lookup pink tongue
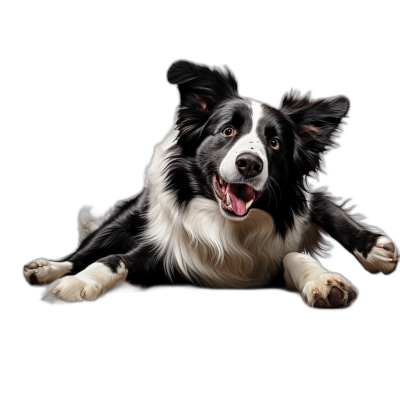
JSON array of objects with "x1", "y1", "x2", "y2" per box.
[{"x1": 227, "y1": 184, "x2": 255, "y2": 216}]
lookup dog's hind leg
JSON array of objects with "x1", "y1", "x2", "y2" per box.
[
  {"x1": 45, "y1": 259, "x2": 129, "y2": 302},
  {"x1": 45, "y1": 243, "x2": 184, "y2": 302},
  {"x1": 24, "y1": 259, "x2": 74, "y2": 285},
  {"x1": 283, "y1": 252, "x2": 358, "y2": 308},
  {"x1": 310, "y1": 191, "x2": 398, "y2": 275},
  {"x1": 24, "y1": 189, "x2": 149, "y2": 285},
  {"x1": 24, "y1": 219, "x2": 135, "y2": 286}
]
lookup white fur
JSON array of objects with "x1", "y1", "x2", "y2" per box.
[
  {"x1": 78, "y1": 206, "x2": 102, "y2": 242},
  {"x1": 219, "y1": 101, "x2": 268, "y2": 192},
  {"x1": 145, "y1": 132, "x2": 320, "y2": 288},
  {"x1": 283, "y1": 253, "x2": 356, "y2": 307},
  {"x1": 44, "y1": 262, "x2": 127, "y2": 302},
  {"x1": 283, "y1": 252, "x2": 327, "y2": 292},
  {"x1": 354, "y1": 235, "x2": 398, "y2": 274}
]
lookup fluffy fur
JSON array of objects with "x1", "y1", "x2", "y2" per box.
[{"x1": 23, "y1": 60, "x2": 398, "y2": 307}]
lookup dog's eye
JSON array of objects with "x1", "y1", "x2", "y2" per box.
[
  {"x1": 222, "y1": 126, "x2": 236, "y2": 137},
  {"x1": 269, "y1": 139, "x2": 280, "y2": 150}
]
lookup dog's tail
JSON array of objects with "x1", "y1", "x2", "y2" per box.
[{"x1": 78, "y1": 206, "x2": 103, "y2": 242}]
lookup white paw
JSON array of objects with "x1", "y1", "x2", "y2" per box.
[
  {"x1": 23, "y1": 259, "x2": 72, "y2": 285},
  {"x1": 302, "y1": 272, "x2": 357, "y2": 308},
  {"x1": 44, "y1": 275, "x2": 102, "y2": 302},
  {"x1": 355, "y1": 236, "x2": 398, "y2": 275}
]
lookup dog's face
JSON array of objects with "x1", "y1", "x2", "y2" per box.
[
  {"x1": 196, "y1": 98, "x2": 293, "y2": 220},
  {"x1": 167, "y1": 61, "x2": 349, "y2": 222}
]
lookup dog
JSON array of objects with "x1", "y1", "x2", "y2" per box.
[{"x1": 23, "y1": 60, "x2": 398, "y2": 307}]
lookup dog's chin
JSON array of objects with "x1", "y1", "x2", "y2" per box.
[{"x1": 212, "y1": 173, "x2": 262, "y2": 220}]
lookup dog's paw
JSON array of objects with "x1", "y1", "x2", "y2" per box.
[
  {"x1": 355, "y1": 236, "x2": 398, "y2": 275},
  {"x1": 44, "y1": 276, "x2": 101, "y2": 302},
  {"x1": 302, "y1": 273, "x2": 357, "y2": 308},
  {"x1": 24, "y1": 259, "x2": 73, "y2": 285}
]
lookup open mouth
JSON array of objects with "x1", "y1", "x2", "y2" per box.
[{"x1": 212, "y1": 173, "x2": 262, "y2": 217}]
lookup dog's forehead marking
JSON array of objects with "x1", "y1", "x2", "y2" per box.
[
  {"x1": 229, "y1": 100, "x2": 266, "y2": 157},
  {"x1": 250, "y1": 100, "x2": 263, "y2": 133}
]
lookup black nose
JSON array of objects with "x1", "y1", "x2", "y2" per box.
[{"x1": 235, "y1": 153, "x2": 263, "y2": 178}]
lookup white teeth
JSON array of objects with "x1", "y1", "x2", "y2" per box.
[
  {"x1": 245, "y1": 199, "x2": 253, "y2": 212},
  {"x1": 226, "y1": 193, "x2": 231, "y2": 206},
  {"x1": 219, "y1": 175, "x2": 224, "y2": 186}
]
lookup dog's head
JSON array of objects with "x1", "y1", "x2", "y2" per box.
[{"x1": 167, "y1": 60, "x2": 349, "y2": 227}]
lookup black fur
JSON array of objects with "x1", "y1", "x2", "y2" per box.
[
  {"x1": 63, "y1": 189, "x2": 150, "y2": 274},
  {"x1": 310, "y1": 192, "x2": 381, "y2": 259},
  {"x1": 24, "y1": 60, "x2": 396, "y2": 296},
  {"x1": 60, "y1": 187, "x2": 188, "y2": 285}
]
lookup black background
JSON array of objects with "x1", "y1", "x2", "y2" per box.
[{"x1": 14, "y1": 23, "x2": 400, "y2": 341}]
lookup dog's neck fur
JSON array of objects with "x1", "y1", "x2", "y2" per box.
[{"x1": 145, "y1": 132, "x2": 320, "y2": 288}]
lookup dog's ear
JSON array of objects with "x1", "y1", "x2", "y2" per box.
[
  {"x1": 167, "y1": 61, "x2": 238, "y2": 144},
  {"x1": 167, "y1": 60, "x2": 238, "y2": 113},
  {"x1": 281, "y1": 90, "x2": 350, "y2": 179}
]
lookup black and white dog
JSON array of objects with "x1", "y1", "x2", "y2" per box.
[{"x1": 24, "y1": 60, "x2": 398, "y2": 307}]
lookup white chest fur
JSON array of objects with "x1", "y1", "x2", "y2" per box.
[{"x1": 145, "y1": 133, "x2": 312, "y2": 288}]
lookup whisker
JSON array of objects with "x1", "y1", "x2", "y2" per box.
[
  {"x1": 265, "y1": 185, "x2": 272, "y2": 208},
  {"x1": 267, "y1": 181, "x2": 278, "y2": 211},
  {"x1": 270, "y1": 177, "x2": 282, "y2": 200}
]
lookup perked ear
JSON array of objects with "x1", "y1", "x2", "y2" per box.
[
  {"x1": 167, "y1": 60, "x2": 238, "y2": 140},
  {"x1": 281, "y1": 90, "x2": 350, "y2": 179}
]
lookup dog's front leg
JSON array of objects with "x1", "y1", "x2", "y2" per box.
[
  {"x1": 283, "y1": 253, "x2": 357, "y2": 308},
  {"x1": 310, "y1": 192, "x2": 398, "y2": 274}
]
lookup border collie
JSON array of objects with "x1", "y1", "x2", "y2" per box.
[{"x1": 24, "y1": 60, "x2": 398, "y2": 307}]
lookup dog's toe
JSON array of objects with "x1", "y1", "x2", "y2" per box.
[
  {"x1": 314, "y1": 298, "x2": 328, "y2": 308},
  {"x1": 327, "y1": 287, "x2": 345, "y2": 307},
  {"x1": 23, "y1": 259, "x2": 73, "y2": 285},
  {"x1": 303, "y1": 273, "x2": 357, "y2": 308}
]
